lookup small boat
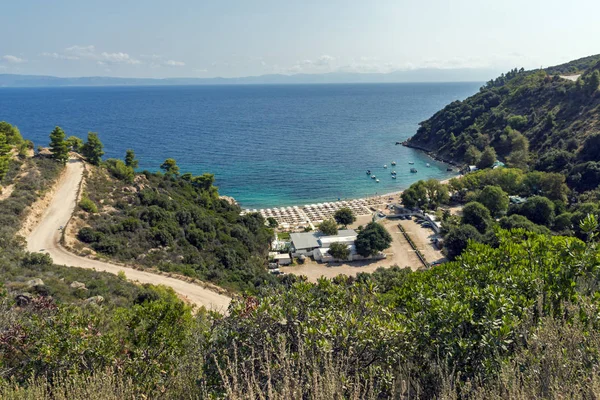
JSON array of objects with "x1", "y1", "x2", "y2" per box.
[
  {"x1": 366, "y1": 170, "x2": 371, "y2": 175},
  {"x1": 410, "y1": 168, "x2": 418, "y2": 173},
  {"x1": 391, "y1": 170, "x2": 396, "y2": 175},
  {"x1": 391, "y1": 161, "x2": 396, "y2": 166},
  {"x1": 395, "y1": 141, "x2": 401, "y2": 145},
  {"x1": 371, "y1": 175, "x2": 376, "y2": 179},
  {"x1": 446, "y1": 168, "x2": 453, "y2": 172},
  {"x1": 426, "y1": 163, "x2": 430, "y2": 168},
  {"x1": 376, "y1": 179, "x2": 380, "y2": 183},
  {"x1": 408, "y1": 161, "x2": 414, "y2": 165},
  {"x1": 384, "y1": 164, "x2": 388, "y2": 169},
  {"x1": 392, "y1": 175, "x2": 397, "y2": 179}
]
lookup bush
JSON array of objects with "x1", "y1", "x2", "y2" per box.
[{"x1": 79, "y1": 197, "x2": 98, "y2": 213}]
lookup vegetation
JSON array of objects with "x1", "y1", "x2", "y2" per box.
[
  {"x1": 160, "y1": 158, "x2": 179, "y2": 177},
  {"x1": 333, "y1": 207, "x2": 356, "y2": 227},
  {"x1": 354, "y1": 221, "x2": 392, "y2": 257},
  {"x1": 318, "y1": 218, "x2": 338, "y2": 235},
  {"x1": 82, "y1": 132, "x2": 104, "y2": 165},
  {"x1": 49, "y1": 126, "x2": 69, "y2": 164},
  {"x1": 327, "y1": 241, "x2": 350, "y2": 260},
  {"x1": 124, "y1": 149, "x2": 139, "y2": 169},
  {"x1": 76, "y1": 161, "x2": 275, "y2": 292},
  {"x1": 401, "y1": 179, "x2": 449, "y2": 209}
]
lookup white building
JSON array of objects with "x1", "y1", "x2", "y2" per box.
[{"x1": 290, "y1": 229, "x2": 385, "y2": 262}]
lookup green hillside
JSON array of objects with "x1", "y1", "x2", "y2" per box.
[{"x1": 407, "y1": 55, "x2": 600, "y2": 193}]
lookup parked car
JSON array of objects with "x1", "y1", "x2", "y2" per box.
[
  {"x1": 269, "y1": 268, "x2": 280, "y2": 274},
  {"x1": 268, "y1": 263, "x2": 279, "y2": 269}
]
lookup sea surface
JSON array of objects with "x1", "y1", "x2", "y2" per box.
[{"x1": 0, "y1": 83, "x2": 480, "y2": 208}]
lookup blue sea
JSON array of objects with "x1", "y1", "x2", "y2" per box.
[{"x1": 0, "y1": 83, "x2": 480, "y2": 208}]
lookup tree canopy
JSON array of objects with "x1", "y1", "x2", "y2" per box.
[
  {"x1": 160, "y1": 158, "x2": 180, "y2": 177},
  {"x1": 354, "y1": 222, "x2": 392, "y2": 257},
  {"x1": 327, "y1": 241, "x2": 350, "y2": 260},
  {"x1": 462, "y1": 201, "x2": 492, "y2": 233},
  {"x1": 476, "y1": 185, "x2": 509, "y2": 217},
  {"x1": 318, "y1": 219, "x2": 338, "y2": 236},
  {"x1": 333, "y1": 207, "x2": 356, "y2": 227},
  {"x1": 49, "y1": 126, "x2": 69, "y2": 164},
  {"x1": 82, "y1": 132, "x2": 104, "y2": 165}
]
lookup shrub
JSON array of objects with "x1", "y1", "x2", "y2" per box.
[{"x1": 79, "y1": 197, "x2": 98, "y2": 213}]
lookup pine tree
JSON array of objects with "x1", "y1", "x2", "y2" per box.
[
  {"x1": 125, "y1": 149, "x2": 139, "y2": 169},
  {"x1": 0, "y1": 132, "x2": 11, "y2": 181},
  {"x1": 82, "y1": 132, "x2": 104, "y2": 165},
  {"x1": 49, "y1": 126, "x2": 69, "y2": 164}
]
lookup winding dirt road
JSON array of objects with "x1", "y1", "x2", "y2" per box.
[{"x1": 26, "y1": 158, "x2": 232, "y2": 312}]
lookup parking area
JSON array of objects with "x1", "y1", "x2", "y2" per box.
[{"x1": 397, "y1": 218, "x2": 445, "y2": 264}]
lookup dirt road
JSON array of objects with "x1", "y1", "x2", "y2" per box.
[{"x1": 26, "y1": 159, "x2": 232, "y2": 312}]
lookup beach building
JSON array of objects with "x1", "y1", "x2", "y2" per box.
[
  {"x1": 290, "y1": 229, "x2": 358, "y2": 258},
  {"x1": 424, "y1": 213, "x2": 441, "y2": 234},
  {"x1": 273, "y1": 253, "x2": 292, "y2": 266}
]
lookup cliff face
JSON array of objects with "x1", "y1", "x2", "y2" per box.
[{"x1": 407, "y1": 55, "x2": 600, "y2": 191}]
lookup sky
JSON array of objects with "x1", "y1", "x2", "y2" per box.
[{"x1": 1, "y1": 0, "x2": 599, "y2": 79}]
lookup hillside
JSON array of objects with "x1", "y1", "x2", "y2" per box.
[{"x1": 406, "y1": 54, "x2": 600, "y2": 194}]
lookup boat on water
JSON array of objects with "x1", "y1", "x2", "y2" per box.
[
  {"x1": 426, "y1": 163, "x2": 430, "y2": 167},
  {"x1": 391, "y1": 170, "x2": 396, "y2": 175},
  {"x1": 376, "y1": 179, "x2": 380, "y2": 183},
  {"x1": 371, "y1": 175, "x2": 376, "y2": 179},
  {"x1": 408, "y1": 161, "x2": 414, "y2": 165},
  {"x1": 366, "y1": 170, "x2": 371, "y2": 175},
  {"x1": 447, "y1": 168, "x2": 453, "y2": 172},
  {"x1": 384, "y1": 164, "x2": 388, "y2": 169},
  {"x1": 392, "y1": 175, "x2": 397, "y2": 179},
  {"x1": 391, "y1": 161, "x2": 396, "y2": 166},
  {"x1": 410, "y1": 168, "x2": 418, "y2": 173}
]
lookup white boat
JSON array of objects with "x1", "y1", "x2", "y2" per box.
[
  {"x1": 391, "y1": 170, "x2": 396, "y2": 174},
  {"x1": 384, "y1": 164, "x2": 388, "y2": 168},
  {"x1": 408, "y1": 161, "x2": 414, "y2": 165},
  {"x1": 391, "y1": 161, "x2": 396, "y2": 166},
  {"x1": 392, "y1": 175, "x2": 397, "y2": 179},
  {"x1": 410, "y1": 168, "x2": 417, "y2": 173},
  {"x1": 426, "y1": 163, "x2": 430, "y2": 167},
  {"x1": 371, "y1": 175, "x2": 376, "y2": 179},
  {"x1": 376, "y1": 179, "x2": 380, "y2": 183}
]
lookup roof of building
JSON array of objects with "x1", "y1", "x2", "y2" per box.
[
  {"x1": 290, "y1": 229, "x2": 357, "y2": 250},
  {"x1": 274, "y1": 253, "x2": 291, "y2": 260},
  {"x1": 290, "y1": 232, "x2": 320, "y2": 250}
]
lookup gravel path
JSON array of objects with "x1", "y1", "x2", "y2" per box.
[{"x1": 26, "y1": 158, "x2": 231, "y2": 312}]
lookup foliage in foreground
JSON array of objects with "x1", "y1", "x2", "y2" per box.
[{"x1": 3, "y1": 224, "x2": 600, "y2": 398}]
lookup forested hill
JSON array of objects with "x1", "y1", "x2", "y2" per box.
[{"x1": 407, "y1": 54, "x2": 600, "y2": 193}]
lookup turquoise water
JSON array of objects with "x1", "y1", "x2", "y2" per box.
[{"x1": 0, "y1": 83, "x2": 480, "y2": 208}]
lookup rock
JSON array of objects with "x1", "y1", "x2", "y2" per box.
[
  {"x1": 70, "y1": 281, "x2": 87, "y2": 290},
  {"x1": 15, "y1": 293, "x2": 32, "y2": 306},
  {"x1": 85, "y1": 295, "x2": 104, "y2": 305},
  {"x1": 26, "y1": 278, "x2": 44, "y2": 288}
]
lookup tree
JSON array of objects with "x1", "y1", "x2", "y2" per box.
[
  {"x1": 354, "y1": 222, "x2": 392, "y2": 257},
  {"x1": 328, "y1": 242, "x2": 350, "y2": 260},
  {"x1": 160, "y1": 158, "x2": 180, "y2": 177},
  {"x1": 267, "y1": 217, "x2": 278, "y2": 228},
  {"x1": 444, "y1": 224, "x2": 482, "y2": 260},
  {"x1": 49, "y1": 126, "x2": 69, "y2": 164},
  {"x1": 499, "y1": 214, "x2": 550, "y2": 235},
  {"x1": 125, "y1": 149, "x2": 139, "y2": 169},
  {"x1": 318, "y1": 219, "x2": 338, "y2": 236},
  {"x1": 584, "y1": 70, "x2": 600, "y2": 94},
  {"x1": 579, "y1": 133, "x2": 600, "y2": 162},
  {"x1": 66, "y1": 136, "x2": 83, "y2": 153},
  {"x1": 0, "y1": 121, "x2": 23, "y2": 145},
  {"x1": 515, "y1": 196, "x2": 555, "y2": 227},
  {"x1": 0, "y1": 132, "x2": 10, "y2": 181},
  {"x1": 476, "y1": 185, "x2": 508, "y2": 217},
  {"x1": 423, "y1": 179, "x2": 450, "y2": 209},
  {"x1": 462, "y1": 201, "x2": 492, "y2": 233},
  {"x1": 464, "y1": 145, "x2": 481, "y2": 165},
  {"x1": 334, "y1": 207, "x2": 356, "y2": 227},
  {"x1": 82, "y1": 132, "x2": 104, "y2": 165},
  {"x1": 476, "y1": 146, "x2": 496, "y2": 169},
  {"x1": 401, "y1": 181, "x2": 428, "y2": 209}
]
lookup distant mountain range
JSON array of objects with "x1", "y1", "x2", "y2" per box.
[{"x1": 0, "y1": 68, "x2": 503, "y2": 87}]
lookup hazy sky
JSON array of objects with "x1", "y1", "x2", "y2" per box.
[{"x1": 1, "y1": 0, "x2": 599, "y2": 78}]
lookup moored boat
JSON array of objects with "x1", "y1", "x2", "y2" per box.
[{"x1": 410, "y1": 168, "x2": 417, "y2": 173}]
